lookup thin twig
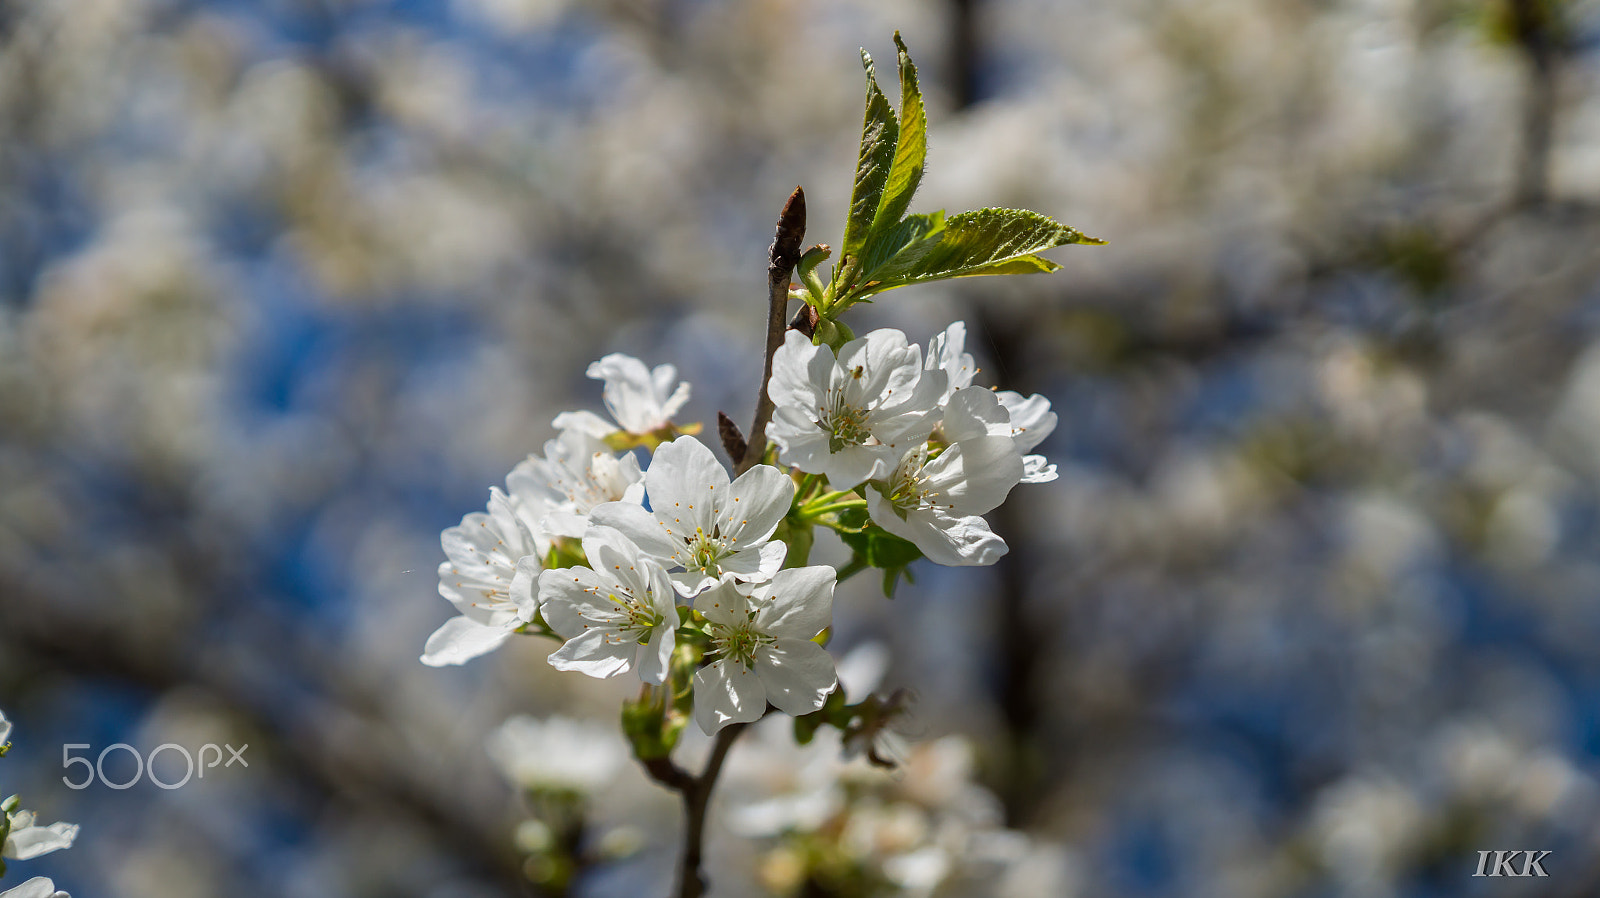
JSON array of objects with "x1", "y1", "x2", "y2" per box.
[{"x1": 739, "y1": 187, "x2": 806, "y2": 473}]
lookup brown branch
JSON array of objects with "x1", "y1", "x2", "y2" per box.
[
  {"x1": 1509, "y1": 0, "x2": 1559, "y2": 207},
  {"x1": 738, "y1": 187, "x2": 806, "y2": 473},
  {"x1": 638, "y1": 722, "x2": 750, "y2": 898}
]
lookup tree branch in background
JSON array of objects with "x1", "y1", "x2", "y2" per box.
[{"x1": 1509, "y1": 0, "x2": 1559, "y2": 207}]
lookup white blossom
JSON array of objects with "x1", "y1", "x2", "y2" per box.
[
  {"x1": 486, "y1": 714, "x2": 629, "y2": 793},
  {"x1": 0, "y1": 708, "x2": 10, "y2": 749},
  {"x1": 538, "y1": 525, "x2": 678, "y2": 683},
  {"x1": 925, "y1": 322, "x2": 1059, "y2": 484},
  {"x1": 0, "y1": 877, "x2": 69, "y2": 898},
  {"x1": 767, "y1": 329, "x2": 945, "y2": 489},
  {"x1": 924, "y1": 321, "x2": 978, "y2": 405},
  {"x1": 591, "y1": 435, "x2": 792, "y2": 596},
  {"x1": 997, "y1": 390, "x2": 1058, "y2": 484},
  {"x1": 2, "y1": 809, "x2": 78, "y2": 862},
  {"x1": 422, "y1": 487, "x2": 545, "y2": 667},
  {"x1": 508, "y1": 427, "x2": 645, "y2": 538},
  {"x1": 692, "y1": 570, "x2": 838, "y2": 734},
  {"x1": 553, "y1": 353, "x2": 690, "y2": 437},
  {"x1": 866, "y1": 387, "x2": 1024, "y2": 566}
]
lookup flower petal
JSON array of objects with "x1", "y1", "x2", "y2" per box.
[
  {"x1": 719, "y1": 541, "x2": 787, "y2": 584},
  {"x1": 590, "y1": 501, "x2": 681, "y2": 561},
  {"x1": 636, "y1": 624, "x2": 674, "y2": 685},
  {"x1": 590, "y1": 353, "x2": 660, "y2": 433},
  {"x1": 926, "y1": 321, "x2": 976, "y2": 402},
  {"x1": 819, "y1": 443, "x2": 895, "y2": 490},
  {"x1": 997, "y1": 390, "x2": 1057, "y2": 453},
  {"x1": 694, "y1": 660, "x2": 768, "y2": 734},
  {"x1": 510, "y1": 556, "x2": 542, "y2": 621},
  {"x1": 723, "y1": 463, "x2": 794, "y2": 546},
  {"x1": 839, "y1": 329, "x2": 921, "y2": 409},
  {"x1": 0, "y1": 876, "x2": 69, "y2": 898},
  {"x1": 866, "y1": 492, "x2": 1008, "y2": 567},
  {"x1": 943, "y1": 386, "x2": 1011, "y2": 442},
  {"x1": 923, "y1": 435, "x2": 1024, "y2": 515},
  {"x1": 549, "y1": 627, "x2": 636, "y2": 679},
  {"x1": 553, "y1": 409, "x2": 617, "y2": 440},
  {"x1": 768, "y1": 330, "x2": 825, "y2": 411},
  {"x1": 421, "y1": 616, "x2": 512, "y2": 666},
  {"x1": 3, "y1": 822, "x2": 79, "y2": 861},
  {"x1": 1021, "y1": 454, "x2": 1058, "y2": 484},
  {"x1": 693, "y1": 578, "x2": 749, "y2": 628},
  {"x1": 645, "y1": 436, "x2": 728, "y2": 534},
  {"x1": 756, "y1": 638, "x2": 838, "y2": 716},
  {"x1": 751, "y1": 565, "x2": 834, "y2": 639},
  {"x1": 537, "y1": 567, "x2": 617, "y2": 636}
]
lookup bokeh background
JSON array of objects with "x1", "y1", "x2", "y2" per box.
[{"x1": 4, "y1": 0, "x2": 1600, "y2": 895}]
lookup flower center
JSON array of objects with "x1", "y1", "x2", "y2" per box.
[
  {"x1": 684, "y1": 528, "x2": 726, "y2": 572},
  {"x1": 820, "y1": 394, "x2": 873, "y2": 453},
  {"x1": 603, "y1": 591, "x2": 660, "y2": 644},
  {"x1": 885, "y1": 448, "x2": 936, "y2": 515},
  {"x1": 712, "y1": 619, "x2": 769, "y2": 668}
]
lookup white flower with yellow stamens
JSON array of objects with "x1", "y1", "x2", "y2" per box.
[
  {"x1": 537, "y1": 525, "x2": 678, "y2": 683},
  {"x1": 766, "y1": 329, "x2": 945, "y2": 489},
  {"x1": 422, "y1": 486, "x2": 546, "y2": 666},
  {"x1": 591, "y1": 436, "x2": 792, "y2": 596}
]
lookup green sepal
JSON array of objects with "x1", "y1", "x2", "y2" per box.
[
  {"x1": 621, "y1": 643, "x2": 700, "y2": 761},
  {"x1": 822, "y1": 505, "x2": 872, "y2": 535},
  {"x1": 774, "y1": 515, "x2": 815, "y2": 569},
  {"x1": 602, "y1": 421, "x2": 704, "y2": 453},
  {"x1": 793, "y1": 687, "x2": 851, "y2": 745},
  {"x1": 813, "y1": 318, "x2": 856, "y2": 352},
  {"x1": 544, "y1": 536, "x2": 589, "y2": 572},
  {"x1": 836, "y1": 516, "x2": 924, "y2": 598},
  {"x1": 797, "y1": 245, "x2": 832, "y2": 305}
]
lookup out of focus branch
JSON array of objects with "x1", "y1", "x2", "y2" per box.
[
  {"x1": 1509, "y1": 0, "x2": 1559, "y2": 207},
  {"x1": 0, "y1": 585, "x2": 534, "y2": 895}
]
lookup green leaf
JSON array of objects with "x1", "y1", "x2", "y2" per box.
[
  {"x1": 871, "y1": 207, "x2": 1103, "y2": 290},
  {"x1": 872, "y1": 32, "x2": 926, "y2": 235},
  {"x1": 840, "y1": 49, "x2": 900, "y2": 268},
  {"x1": 857, "y1": 211, "x2": 945, "y2": 285},
  {"x1": 838, "y1": 521, "x2": 924, "y2": 598}
]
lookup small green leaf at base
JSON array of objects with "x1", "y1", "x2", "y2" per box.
[{"x1": 837, "y1": 517, "x2": 924, "y2": 598}]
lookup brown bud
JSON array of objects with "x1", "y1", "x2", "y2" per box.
[
  {"x1": 788, "y1": 303, "x2": 820, "y2": 339},
  {"x1": 717, "y1": 412, "x2": 748, "y2": 465},
  {"x1": 768, "y1": 186, "x2": 806, "y2": 278}
]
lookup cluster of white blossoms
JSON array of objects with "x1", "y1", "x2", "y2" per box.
[
  {"x1": 768, "y1": 321, "x2": 1057, "y2": 566},
  {"x1": 423, "y1": 352, "x2": 844, "y2": 735},
  {"x1": 0, "y1": 709, "x2": 77, "y2": 898},
  {"x1": 425, "y1": 327, "x2": 1058, "y2": 736}
]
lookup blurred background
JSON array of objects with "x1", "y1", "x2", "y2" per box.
[{"x1": 3, "y1": 0, "x2": 1600, "y2": 895}]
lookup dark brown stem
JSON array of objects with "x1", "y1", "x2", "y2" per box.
[
  {"x1": 1509, "y1": 0, "x2": 1558, "y2": 207},
  {"x1": 739, "y1": 187, "x2": 806, "y2": 473},
  {"x1": 639, "y1": 723, "x2": 751, "y2": 898}
]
